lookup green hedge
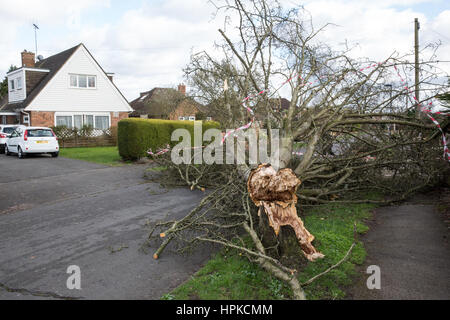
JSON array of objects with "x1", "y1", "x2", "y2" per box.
[{"x1": 118, "y1": 118, "x2": 220, "y2": 160}]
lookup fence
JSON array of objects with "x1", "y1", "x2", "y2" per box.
[{"x1": 52, "y1": 126, "x2": 117, "y2": 148}]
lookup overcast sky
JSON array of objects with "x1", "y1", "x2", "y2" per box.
[{"x1": 0, "y1": 0, "x2": 449, "y2": 101}]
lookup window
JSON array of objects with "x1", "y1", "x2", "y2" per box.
[
  {"x1": 23, "y1": 115, "x2": 29, "y2": 124},
  {"x1": 74, "y1": 115, "x2": 83, "y2": 129},
  {"x1": 94, "y1": 116, "x2": 109, "y2": 130},
  {"x1": 206, "y1": 117, "x2": 212, "y2": 121},
  {"x1": 70, "y1": 75, "x2": 77, "y2": 87},
  {"x1": 178, "y1": 116, "x2": 185, "y2": 120},
  {"x1": 88, "y1": 76, "x2": 96, "y2": 88},
  {"x1": 69, "y1": 74, "x2": 96, "y2": 89},
  {"x1": 17, "y1": 77, "x2": 23, "y2": 90},
  {"x1": 55, "y1": 114, "x2": 109, "y2": 130},
  {"x1": 84, "y1": 115, "x2": 94, "y2": 127},
  {"x1": 188, "y1": 116, "x2": 195, "y2": 121},
  {"x1": 27, "y1": 129, "x2": 53, "y2": 137},
  {"x1": 78, "y1": 75, "x2": 87, "y2": 88},
  {"x1": 56, "y1": 116, "x2": 72, "y2": 128},
  {"x1": 3, "y1": 127, "x2": 16, "y2": 134},
  {"x1": 10, "y1": 80, "x2": 15, "y2": 90}
]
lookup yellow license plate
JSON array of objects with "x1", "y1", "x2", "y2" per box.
[{"x1": 36, "y1": 141, "x2": 48, "y2": 144}]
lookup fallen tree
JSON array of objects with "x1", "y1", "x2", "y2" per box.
[{"x1": 143, "y1": 0, "x2": 449, "y2": 299}]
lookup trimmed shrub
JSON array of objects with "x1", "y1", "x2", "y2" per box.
[{"x1": 118, "y1": 118, "x2": 220, "y2": 160}]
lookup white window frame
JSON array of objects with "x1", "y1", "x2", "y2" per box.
[
  {"x1": 54, "y1": 112, "x2": 111, "y2": 129},
  {"x1": 9, "y1": 79, "x2": 15, "y2": 91},
  {"x1": 69, "y1": 74, "x2": 97, "y2": 89},
  {"x1": 55, "y1": 115, "x2": 73, "y2": 128},
  {"x1": 16, "y1": 77, "x2": 23, "y2": 90},
  {"x1": 23, "y1": 115, "x2": 29, "y2": 124},
  {"x1": 87, "y1": 75, "x2": 96, "y2": 88},
  {"x1": 188, "y1": 115, "x2": 195, "y2": 121},
  {"x1": 206, "y1": 117, "x2": 212, "y2": 121},
  {"x1": 94, "y1": 115, "x2": 110, "y2": 130}
]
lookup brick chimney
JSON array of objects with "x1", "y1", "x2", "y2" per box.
[
  {"x1": 106, "y1": 72, "x2": 114, "y2": 83},
  {"x1": 21, "y1": 50, "x2": 35, "y2": 68},
  {"x1": 178, "y1": 84, "x2": 186, "y2": 96}
]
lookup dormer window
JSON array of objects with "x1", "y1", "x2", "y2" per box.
[
  {"x1": 78, "y1": 75, "x2": 87, "y2": 88},
  {"x1": 88, "y1": 76, "x2": 96, "y2": 87},
  {"x1": 9, "y1": 80, "x2": 15, "y2": 91},
  {"x1": 16, "y1": 77, "x2": 22, "y2": 90},
  {"x1": 69, "y1": 74, "x2": 96, "y2": 89}
]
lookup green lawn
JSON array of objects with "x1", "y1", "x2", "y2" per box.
[
  {"x1": 162, "y1": 202, "x2": 375, "y2": 300},
  {"x1": 59, "y1": 146, "x2": 124, "y2": 166}
]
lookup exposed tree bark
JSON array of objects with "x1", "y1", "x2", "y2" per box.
[{"x1": 247, "y1": 164, "x2": 324, "y2": 261}]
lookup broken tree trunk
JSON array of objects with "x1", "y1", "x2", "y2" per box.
[{"x1": 247, "y1": 164, "x2": 324, "y2": 262}]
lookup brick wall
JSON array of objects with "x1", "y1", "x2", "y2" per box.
[
  {"x1": 110, "y1": 112, "x2": 129, "y2": 127},
  {"x1": 169, "y1": 100, "x2": 200, "y2": 120},
  {"x1": 1, "y1": 115, "x2": 18, "y2": 124},
  {"x1": 21, "y1": 51, "x2": 35, "y2": 68},
  {"x1": 30, "y1": 111, "x2": 55, "y2": 127}
]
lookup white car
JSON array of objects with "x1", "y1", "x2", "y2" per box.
[
  {"x1": 5, "y1": 126, "x2": 59, "y2": 158},
  {"x1": 0, "y1": 125, "x2": 20, "y2": 154}
]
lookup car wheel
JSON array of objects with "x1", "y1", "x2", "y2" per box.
[
  {"x1": 18, "y1": 147, "x2": 25, "y2": 159},
  {"x1": 51, "y1": 152, "x2": 59, "y2": 158},
  {"x1": 5, "y1": 146, "x2": 11, "y2": 156}
]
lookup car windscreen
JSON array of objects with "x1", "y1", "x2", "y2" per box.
[
  {"x1": 27, "y1": 129, "x2": 54, "y2": 137},
  {"x1": 2, "y1": 127, "x2": 16, "y2": 134}
]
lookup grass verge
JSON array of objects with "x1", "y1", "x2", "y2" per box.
[
  {"x1": 162, "y1": 202, "x2": 375, "y2": 300},
  {"x1": 59, "y1": 146, "x2": 125, "y2": 166}
]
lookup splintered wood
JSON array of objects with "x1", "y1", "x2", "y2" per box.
[{"x1": 247, "y1": 164, "x2": 324, "y2": 261}]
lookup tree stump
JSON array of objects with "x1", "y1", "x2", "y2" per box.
[{"x1": 247, "y1": 164, "x2": 324, "y2": 262}]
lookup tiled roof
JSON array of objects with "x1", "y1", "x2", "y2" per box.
[
  {"x1": 130, "y1": 87, "x2": 199, "y2": 116},
  {"x1": 0, "y1": 95, "x2": 8, "y2": 110},
  {"x1": 2, "y1": 43, "x2": 131, "y2": 112},
  {"x1": 4, "y1": 44, "x2": 81, "y2": 111}
]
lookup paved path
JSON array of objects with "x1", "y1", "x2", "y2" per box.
[
  {"x1": 0, "y1": 154, "x2": 212, "y2": 299},
  {"x1": 349, "y1": 198, "x2": 450, "y2": 300}
]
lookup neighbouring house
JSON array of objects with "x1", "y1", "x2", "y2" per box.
[
  {"x1": 0, "y1": 95, "x2": 17, "y2": 124},
  {"x1": 129, "y1": 84, "x2": 213, "y2": 121},
  {"x1": 0, "y1": 43, "x2": 133, "y2": 129}
]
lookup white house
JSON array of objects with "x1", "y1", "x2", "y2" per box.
[{"x1": 0, "y1": 43, "x2": 133, "y2": 128}]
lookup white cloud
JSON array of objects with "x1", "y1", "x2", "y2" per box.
[
  {"x1": 296, "y1": 0, "x2": 450, "y2": 89},
  {"x1": 0, "y1": 0, "x2": 448, "y2": 101},
  {"x1": 0, "y1": 0, "x2": 110, "y2": 80},
  {"x1": 67, "y1": 1, "x2": 222, "y2": 100},
  {"x1": 0, "y1": 0, "x2": 110, "y2": 25}
]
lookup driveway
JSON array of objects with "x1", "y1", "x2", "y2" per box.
[
  {"x1": 0, "y1": 154, "x2": 211, "y2": 299},
  {"x1": 348, "y1": 197, "x2": 450, "y2": 300}
]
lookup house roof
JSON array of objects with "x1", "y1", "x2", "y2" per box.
[
  {"x1": 130, "y1": 87, "x2": 202, "y2": 116},
  {"x1": 3, "y1": 43, "x2": 132, "y2": 112},
  {"x1": 0, "y1": 95, "x2": 8, "y2": 110},
  {"x1": 3, "y1": 44, "x2": 81, "y2": 112}
]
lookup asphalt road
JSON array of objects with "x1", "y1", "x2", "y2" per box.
[
  {"x1": 0, "y1": 154, "x2": 211, "y2": 299},
  {"x1": 349, "y1": 199, "x2": 450, "y2": 300}
]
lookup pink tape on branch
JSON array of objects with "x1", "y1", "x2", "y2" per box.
[
  {"x1": 161, "y1": 59, "x2": 448, "y2": 161},
  {"x1": 393, "y1": 64, "x2": 449, "y2": 162},
  {"x1": 147, "y1": 145, "x2": 207, "y2": 157},
  {"x1": 292, "y1": 151, "x2": 304, "y2": 157},
  {"x1": 147, "y1": 144, "x2": 171, "y2": 157},
  {"x1": 421, "y1": 104, "x2": 450, "y2": 161}
]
